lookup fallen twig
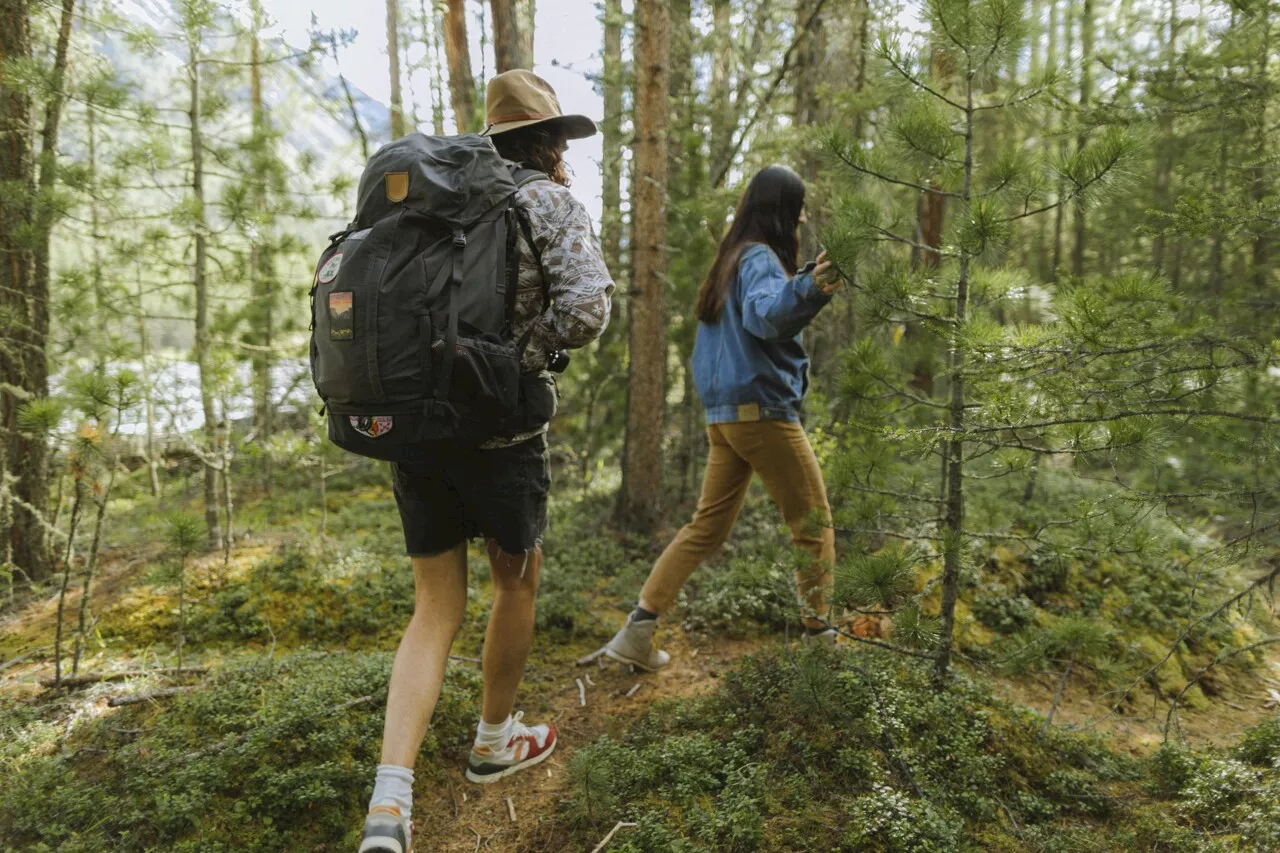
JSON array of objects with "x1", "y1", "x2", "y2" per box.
[
  {"x1": 449, "y1": 655, "x2": 481, "y2": 665},
  {"x1": 590, "y1": 821, "x2": 638, "y2": 853},
  {"x1": 505, "y1": 796, "x2": 517, "y2": 823},
  {"x1": 1, "y1": 645, "x2": 50, "y2": 674},
  {"x1": 576, "y1": 678, "x2": 587, "y2": 707},
  {"x1": 43, "y1": 667, "x2": 208, "y2": 689},
  {"x1": 107, "y1": 686, "x2": 196, "y2": 707},
  {"x1": 583, "y1": 673, "x2": 595, "y2": 687},
  {"x1": 576, "y1": 648, "x2": 606, "y2": 666},
  {"x1": 626, "y1": 683, "x2": 641, "y2": 698}
]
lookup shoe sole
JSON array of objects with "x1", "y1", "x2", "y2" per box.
[
  {"x1": 465, "y1": 737, "x2": 557, "y2": 784},
  {"x1": 358, "y1": 838, "x2": 406, "y2": 853},
  {"x1": 603, "y1": 646, "x2": 667, "y2": 673}
]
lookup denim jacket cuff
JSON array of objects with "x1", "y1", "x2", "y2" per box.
[{"x1": 797, "y1": 271, "x2": 832, "y2": 303}]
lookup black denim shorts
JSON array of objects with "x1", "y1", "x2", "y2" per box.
[{"x1": 390, "y1": 434, "x2": 550, "y2": 556}]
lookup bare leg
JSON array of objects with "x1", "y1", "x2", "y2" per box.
[
  {"x1": 481, "y1": 542, "x2": 542, "y2": 724},
  {"x1": 379, "y1": 543, "x2": 469, "y2": 767}
]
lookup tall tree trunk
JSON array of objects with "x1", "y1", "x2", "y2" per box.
[
  {"x1": 1052, "y1": 0, "x2": 1074, "y2": 279},
  {"x1": 913, "y1": 48, "x2": 952, "y2": 270},
  {"x1": 1151, "y1": 0, "x2": 1177, "y2": 274},
  {"x1": 387, "y1": 0, "x2": 407, "y2": 138},
  {"x1": 934, "y1": 62, "x2": 976, "y2": 689},
  {"x1": 618, "y1": 0, "x2": 669, "y2": 531},
  {"x1": 600, "y1": 0, "x2": 624, "y2": 276},
  {"x1": 1251, "y1": 8, "x2": 1271, "y2": 290},
  {"x1": 249, "y1": 0, "x2": 275, "y2": 490},
  {"x1": 1070, "y1": 0, "x2": 1092, "y2": 277},
  {"x1": 709, "y1": 0, "x2": 733, "y2": 174},
  {"x1": 1037, "y1": 0, "x2": 1057, "y2": 281},
  {"x1": 425, "y1": 0, "x2": 447, "y2": 135},
  {"x1": 490, "y1": 0, "x2": 527, "y2": 71},
  {"x1": 794, "y1": 0, "x2": 827, "y2": 261},
  {"x1": 444, "y1": 0, "x2": 477, "y2": 133},
  {"x1": 1, "y1": 0, "x2": 64, "y2": 583},
  {"x1": 188, "y1": 36, "x2": 223, "y2": 552},
  {"x1": 518, "y1": 0, "x2": 535, "y2": 66}
]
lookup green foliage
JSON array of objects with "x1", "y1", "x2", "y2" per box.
[
  {"x1": 0, "y1": 651, "x2": 480, "y2": 852},
  {"x1": 562, "y1": 647, "x2": 1157, "y2": 852}
]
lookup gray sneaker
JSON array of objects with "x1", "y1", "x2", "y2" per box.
[
  {"x1": 358, "y1": 805, "x2": 411, "y2": 853},
  {"x1": 604, "y1": 614, "x2": 671, "y2": 672},
  {"x1": 802, "y1": 627, "x2": 839, "y2": 646}
]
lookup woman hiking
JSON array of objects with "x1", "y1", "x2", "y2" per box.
[
  {"x1": 359, "y1": 70, "x2": 614, "y2": 853},
  {"x1": 603, "y1": 164, "x2": 843, "y2": 673}
]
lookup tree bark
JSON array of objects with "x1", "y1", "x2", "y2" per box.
[
  {"x1": 518, "y1": 0, "x2": 535, "y2": 67},
  {"x1": 1, "y1": 0, "x2": 55, "y2": 582},
  {"x1": 1150, "y1": 0, "x2": 1176, "y2": 274},
  {"x1": 912, "y1": 48, "x2": 951, "y2": 270},
  {"x1": 188, "y1": 31, "x2": 224, "y2": 552},
  {"x1": 709, "y1": 0, "x2": 733, "y2": 174},
  {"x1": 794, "y1": 0, "x2": 827, "y2": 261},
  {"x1": 1251, "y1": 8, "x2": 1271, "y2": 290},
  {"x1": 425, "y1": 0, "x2": 447, "y2": 135},
  {"x1": 1051, "y1": 0, "x2": 1074, "y2": 279},
  {"x1": 387, "y1": 0, "x2": 407, "y2": 138},
  {"x1": 1070, "y1": 0, "x2": 1092, "y2": 278},
  {"x1": 490, "y1": 0, "x2": 527, "y2": 71},
  {"x1": 618, "y1": 0, "x2": 669, "y2": 532},
  {"x1": 444, "y1": 0, "x2": 477, "y2": 133},
  {"x1": 934, "y1": 62, "x2": 976, "y2": 689},
  {"x1": 600, "y1": 0, "x2": 624, "y2": 276},
  {"x1": 249, "y1": 0, "x2": 275, "y2": 486}
]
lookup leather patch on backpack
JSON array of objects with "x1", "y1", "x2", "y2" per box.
[{"x1": 385, "y1": 171, "x2": 409, "y2": 202}]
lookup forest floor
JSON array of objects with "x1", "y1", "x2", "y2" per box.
[{"x1": 5, "y1": 527, "x2": 1280, "y2": 852}]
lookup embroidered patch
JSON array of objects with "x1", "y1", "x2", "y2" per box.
[
  {"x1": 349, "y1": 415, "x2": 393, "y2": 438},
  {"x1": 328, "y1": 292, "x2": 353, "y2": 340},
  {"x1": 318, "y1": 252, "x2": 343, "y2": 284}
]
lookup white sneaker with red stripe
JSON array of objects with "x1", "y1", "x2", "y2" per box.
[{"x1": 464, "y1": 711, "x2": 557, "y2": 784}]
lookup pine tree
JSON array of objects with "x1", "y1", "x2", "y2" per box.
[
  {"x1": 820, "y1": 0, "x2": 1146, "y2": 684},
  {"x1": 618, "y1": 0, "x2": 669, "y2": 531}
]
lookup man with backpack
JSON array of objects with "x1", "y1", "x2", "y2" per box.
[{"x1": 313, "y1": 71, "x2": 613, "y2": 852}]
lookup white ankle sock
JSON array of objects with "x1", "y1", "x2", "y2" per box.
[
  {"x1": 369, "y1": 764, "x2": 414, "y2": 822},
  {"x1": 475, "y1": 715, "x2": 513, "y2": 749}
]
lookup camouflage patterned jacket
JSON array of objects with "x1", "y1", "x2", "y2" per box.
[
  {"x1": 510, "y1": 172, "x2": 615, "y2": 373},
  {"x1": 480, "y1": 170, "x2": 614, "y2": 448}
]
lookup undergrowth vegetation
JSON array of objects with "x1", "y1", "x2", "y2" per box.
[
  {"x1": 562, "y1": 646, "x2": 1280, "y2": 853},
  {"x1": 0, "y1": 652, "x2": 480, "y2": 852}
]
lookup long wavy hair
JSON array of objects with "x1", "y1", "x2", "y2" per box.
[
  {"x1": 489, "y1": 124, "x2": 571, "y2": 186},
  {"x1": 695, "y1": 165, "x2": 806, "y2": 323}
]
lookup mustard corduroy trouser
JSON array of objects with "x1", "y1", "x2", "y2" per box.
[{"x1": 639, "y1": 420, "x2": 835, "y2": 627}]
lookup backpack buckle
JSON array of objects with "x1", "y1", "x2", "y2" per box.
[{"x1": 452, "y1": 231, "x2": 467, "y2": 249}]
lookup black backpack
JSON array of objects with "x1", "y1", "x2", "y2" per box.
[{"x1": 309, "y1": 133, "x2": 546, "y2": 461}]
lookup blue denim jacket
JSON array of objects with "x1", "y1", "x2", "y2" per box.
[{"x1": 693, "y1": 243, "x2": 833, "y2": 424}]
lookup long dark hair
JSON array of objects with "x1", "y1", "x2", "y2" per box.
[
  {"x1": 695, "y1": 165, "x2": 806, "y2": 323},
  {"x1": 490, "y1": 124, "x2": 570, "y2": 186}
]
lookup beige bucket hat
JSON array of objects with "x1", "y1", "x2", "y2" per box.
[{"x1": 481, "y1": 69, "x2": 598, "y2": 140}]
